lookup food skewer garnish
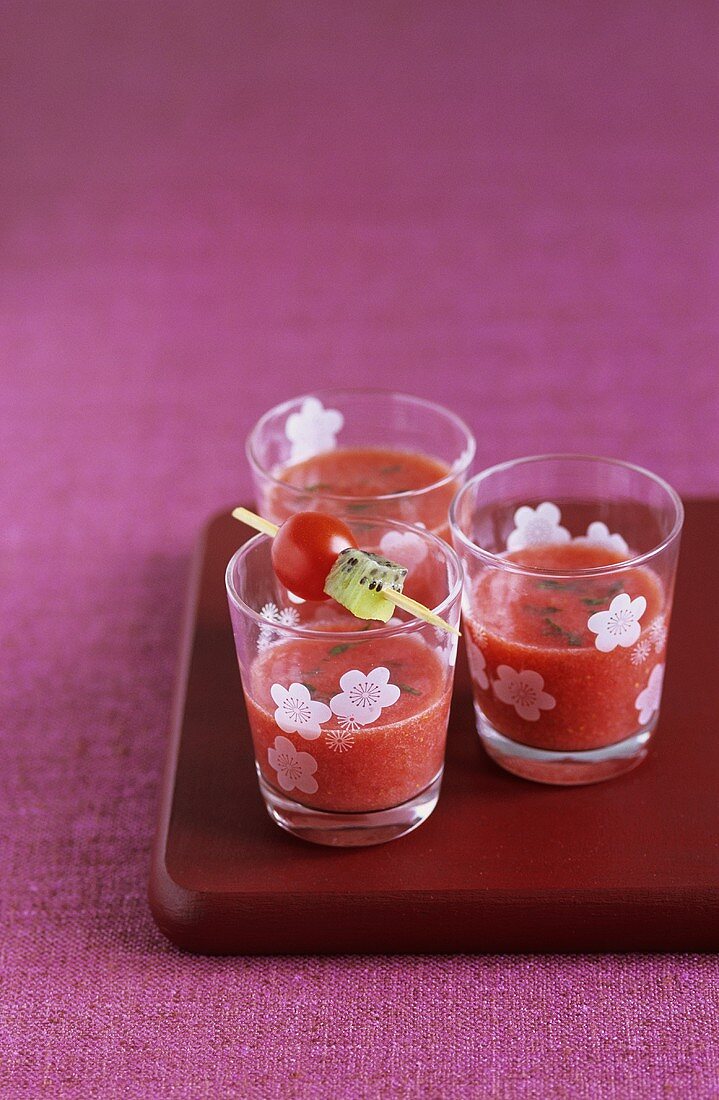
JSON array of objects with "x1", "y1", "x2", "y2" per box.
[{"x1": 232, "y1": 506, "x2": 460, "y2": 636}]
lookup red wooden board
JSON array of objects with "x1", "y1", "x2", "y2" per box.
[{"x1": 150, "y1": 501, "x2": 719, "y2": 954}]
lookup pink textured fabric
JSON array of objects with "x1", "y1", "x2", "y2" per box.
[{"x1": 2, "y1": 2, "x2": 719, "y2": 1095}]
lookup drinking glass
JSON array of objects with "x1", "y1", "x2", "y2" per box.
[
  {"x1": 246, "y1": 389, "x2": 475, "y2": 538},
  {"x1": 450, "y1": 455, "x2": 683, "y2": 785},
  {"x1": 226, "y1": 516, "x2": 463, "y2": 845}
]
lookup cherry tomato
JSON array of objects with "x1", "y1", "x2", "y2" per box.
[{"x1": 271, "y1": 512, "x2": 358, "y2": 601}]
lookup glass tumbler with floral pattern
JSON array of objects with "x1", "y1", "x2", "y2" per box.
[
  {"x1": 226, "y1": 516, "x2": 463, "y2": 845},
  {"x1": 450, "y1": 455, "x2": 683, "y2": 785},
  {"x1": 246, "y1": 389, "x2": 475, "y2": 539}
]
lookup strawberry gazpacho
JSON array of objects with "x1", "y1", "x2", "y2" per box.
[
  {"x1": 465, "y1": 541, "x2": 670, "y2": 753},
  {"x1": 245, "y1": 629, "x2": 453, "y2": 813},
  {"x1": 272, "y1": 446, "x2": 461, "y2": 536}
]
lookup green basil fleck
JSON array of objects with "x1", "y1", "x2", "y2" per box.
[{"x1": 542, "y1": 617, "x2": 583, "y2": 648}]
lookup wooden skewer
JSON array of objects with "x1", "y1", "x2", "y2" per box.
[
  {"x1": 380, "y1": 588, "x2": 460, "y2": 636},
  {"x1": 231, "y1": 506, "x2": 460, "y2": 636},
  {"x1": 232, "y1": 507, "x2": 279, "y2": 538}
]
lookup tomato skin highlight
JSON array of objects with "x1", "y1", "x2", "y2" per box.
[{"x1": 271, "y1": 512, "x2": 358, "y2": 601}]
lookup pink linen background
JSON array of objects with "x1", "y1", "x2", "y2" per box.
[{"x1": 2, "y1": 1, "x2": 719, "y2": 1096}]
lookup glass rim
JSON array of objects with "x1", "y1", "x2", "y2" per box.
[
  {"x1": 449, "y1": 453, "x2": 685, "y2": 578},
  {"x1": 225, "y1": 516, "x2": 464, "y2": 640},
  {"x1": 245, "y1": 388, "x2": 476, "y2": 504}
]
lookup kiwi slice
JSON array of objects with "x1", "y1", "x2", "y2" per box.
[{"x1": 323, "y1": 548, "x2": 408, "y2": 622}]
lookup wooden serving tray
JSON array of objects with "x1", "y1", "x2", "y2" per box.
[{"x1": 149, "y1": 501, "x2": 719, "y2": 954}]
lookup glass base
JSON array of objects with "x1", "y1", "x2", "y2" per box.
[
  {"x1": 475, "y1": 707, "x2": 654, "y2": 785},
  {"x1": 257, "y1": 768, "x2": 443, "y2": 847}
]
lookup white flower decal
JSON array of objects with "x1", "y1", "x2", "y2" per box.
[
  {"x1": 493, "y1": 665, "x2": 556, "y2": 722},
  {"x1": 335, "y1": 713, "x2": 360, "y2": 731},
  {"x1": 325, "y1": 728, "x2": 356, "y2": 753},
  {"x1": 507, "y1": 502, "x2": 570, "y2": 552},
  {"x1": 635, "y1": 664, "x2": 665, "y2": 725},
  {"x1": 268, "y1": 735, "x2": 319, "y2": 794},
  {"x1": 270, "y1": 682, "x2": 331, "y2": 739},
  {"x1": 466, "y1": 633, "x2": 489, "y2": 690},
  {"x1": 648, "y1": 616, "x2": 668, "y2": 652},
  {"x1": 285, "y1": 397, "x2": 344, "y2": 464},
  {"x1": 574, "y1": 521, "x2": 629, "y2": 556},
  {"x1": 379, "y1": 530, "x2": 428, "y2": 568},
  {"x1": 631, "y1": 638, "x2": 652, "y2": 666},
  {"x1": 453, "y1": 443, "x2": 474, "y2": 473},
  {"x1": 329, "y1": 667, "x2": 400, "y2": 727},
  {"x1": 277, "y1": 607, "x2": 301, "y2": 626},
  {"x1": 587, "y1": 593, "x2": 646, "y2": 652},
  {"x1": 258, "y1": 602, "x2": 300, "y2": 650},
  {"x1": 434, "y1": 627, "x2": 459, "y2": 668}
]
